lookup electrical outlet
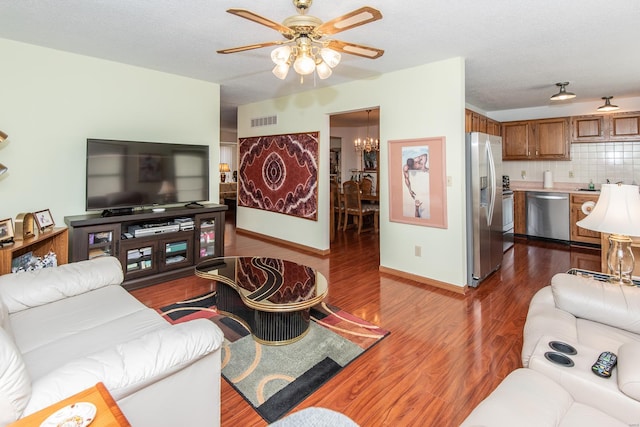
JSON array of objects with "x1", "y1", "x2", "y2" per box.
[
  {"x1": 569, "y1": 171, "x2": 574, "y2": 178},
  {"x1": 521, "y1": 170, "x2": 527, "y2": 179},
  {"x1": 414, "y1": 246, "x2": 421, "y2": 257}
]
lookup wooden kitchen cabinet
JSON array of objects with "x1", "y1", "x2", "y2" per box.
[
  {"x1": 571, "y1": 115, "x2": 607, "y2": 142},
  {"x1": 571, "y1": 111, "x2": 640, "y2": 143},
  {"x1": 465, "y1": 109, "x2": 501, "y2": 136},
  {"x1": 502, "y1": 121, "x2": 532, "y2": 159},
  {"x1": 570, "y1": 193, "x2": 601, "y2": 245},
  {"x1": 513, "y1": 191, "x2": 526, "y2": 235},
  {"x1": 609, "y1": 111, "x2": 640, "y2": 141},
  {"x1": 502, "y1": 118, "x2": 570, "y2": 160}
]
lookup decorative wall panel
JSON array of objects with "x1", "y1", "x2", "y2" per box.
[{"x1": 238, "y1": 132, "x2": 318, "y2": 220}]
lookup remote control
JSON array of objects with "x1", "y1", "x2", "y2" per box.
[{"x1": 591, "y1": 351, "x2": 617, "y2": 378}]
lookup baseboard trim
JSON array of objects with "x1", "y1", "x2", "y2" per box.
[
  {"x1": 235, "y1": 227, "x2": 330, "y2": 256},
  {"x1": 379, "y1": 265, "x2": 468, "y2": 295}
]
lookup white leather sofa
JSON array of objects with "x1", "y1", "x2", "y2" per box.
[
  {"x1": 0, "y1": 256, "x2": 224, "y2": 427},
  {"x1": 462, "y1": 273, "x2": 640, "y2": 426}
]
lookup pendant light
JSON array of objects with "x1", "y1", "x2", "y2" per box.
[
  {"x1": 597, "y1": 96, "x2": 620, "y2": 112},
  {"x1": 550, "y1": 82, "x2": 576, "y2": 101},
  {"x1": 353, "y1": 110, "x2": 379, "y2": 153}
]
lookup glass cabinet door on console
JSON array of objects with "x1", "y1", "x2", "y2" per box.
[
  {"x1": 71, "y1": 224, "x2": 121, "y2": 262},
  {"x1": 195, "y1": 213, "x2": 224, "y2": 262},
  {"x1": 161, "y1": 233, "x2": 194, "y2": 272},
  {"x1": 119, "y1": 240, "x2": 158, "y2": 280}
]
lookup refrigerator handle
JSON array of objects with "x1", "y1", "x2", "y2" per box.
[{"x1": 486, "y1": 140, "x2": 496, "y2": 227}]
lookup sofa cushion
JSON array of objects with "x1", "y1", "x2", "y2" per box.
[
  {"x1": 0, "y1": 328, "x2": 31, "y2": 426},
  {"x1": 0, "y1": 257, "x2": 123, "y2": 313},
  {"x1": 0, "y1": 297, "x2": 12, "y2": 340},
  {"x1": 551, "y1": 273, "x2": 640, "y2": 335},
  {"x1": 10, "y1": 285, "x2": 152, "y2": 354},
  {"x1": 460, "y1": 368, "x2": 628, "y2": 427},
  {"x1": 22, "y1": 308, "x2": 167, "y2": 381},
  {"x1": 618, "y1": 342, "x2": 640, "y2": 402}
]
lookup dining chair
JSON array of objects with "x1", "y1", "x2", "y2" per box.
[
  {"x1": 360, "y1": 176, "x2": 373, "y2": 196},
  {"x1": 330, "y1": 180, "x2": 344, "y2": 240},
  {"x1": 342, "y1": 180, "x2": 379, "y2": 234}
]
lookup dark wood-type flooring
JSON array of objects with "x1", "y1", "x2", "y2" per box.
[{"x1": 130, "y1": 211, "x2": 601, "y2": 426}]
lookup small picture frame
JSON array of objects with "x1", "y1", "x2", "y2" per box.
[
  {"x1": 0, "y1": 218, "x2": 15, "y2": 243},
  {"x1": 34, "y1": 209, "x2": 55, "y2": 232}
]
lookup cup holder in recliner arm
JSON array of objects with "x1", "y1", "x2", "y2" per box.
[
  {"x1": 544, "y1": 351, "x2": 575, "y2": 367},
  {"x1": 548, "y1": 341, "x2": 577, "y2": 355}
]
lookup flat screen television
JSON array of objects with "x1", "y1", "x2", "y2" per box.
[{"x1": 86, "y1": 138, "x2": 210, "y2": 213}]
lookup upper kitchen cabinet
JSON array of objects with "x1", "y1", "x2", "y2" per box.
[
  {"x1": 571, "y1": 114, "x2": 607, "y2": 142},
  {"x1": 502, "y1": 118, "x2": 570, "y2": 160},
  {"x1": 571, "y1": 111, "x2": 640, "y2": 143},
  {"x1": 610, "y1": 111, "x2": 640, "y2": 141},
  {"x1": 465, "y1": 109, "x2": 501, "y2": 136}
]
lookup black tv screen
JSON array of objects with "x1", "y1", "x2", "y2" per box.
[{"x1": 86, "y1": 138, "x2": 210, "y2": 211}]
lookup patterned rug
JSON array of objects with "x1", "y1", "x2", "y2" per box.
[{"x1": 158, "y1": 292, "x2": 389, "y2": 423}]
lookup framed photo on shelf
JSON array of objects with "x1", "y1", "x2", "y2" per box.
[
  {"x1": 34, "y1": 209, "x2": 55, "y2": 232},
  {"x1": 388, "y1": 136, "x2": 447, "y2": 228},
  {"x1": 0, "y1": 218, "x2": 14, "y2": 243}
]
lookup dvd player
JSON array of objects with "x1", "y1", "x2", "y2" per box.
[{"x1": 128, "y1": 223, "x2": 180, "y2": 238}]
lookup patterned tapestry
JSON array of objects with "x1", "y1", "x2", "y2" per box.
[{"x1": 238, "y1": 132, "x2": 318, "y2": 220}]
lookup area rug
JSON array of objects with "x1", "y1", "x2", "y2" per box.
[{"x1": 158, "y1": 292, "x2": 389, "y2": 423}]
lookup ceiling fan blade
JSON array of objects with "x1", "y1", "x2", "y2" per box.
[
  {"x1": 226, "y1": 9, "x2": 293, "y2": 35},
  {"x1": 315, "y1": 7, "x2": 382, "y2": 36},
  {"x1": 217, "y1": 41, "x2": 281, "y2": 54},
  {"x1": 326, "y1": 40, "x2": 384, "y2": 59}
]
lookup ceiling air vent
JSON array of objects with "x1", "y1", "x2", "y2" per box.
[{"x1": 251, "y1": 115, "x2": 278, "y2": 128}]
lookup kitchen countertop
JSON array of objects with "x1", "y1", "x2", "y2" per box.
[{"x1": 509, "y1": 180, "x2": 600, "y2": 194}]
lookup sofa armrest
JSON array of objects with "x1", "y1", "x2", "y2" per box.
[
  {"x1": 521, "y1": 286, "x2": 579, "y2": 367},
  {"x1": 551, "y1": 273, "x2": 640, "y2": 335},
  {"x1": 0, "y1": 257, "x2": 123, "y2": 313},
  {"x1": 23, "y1": 319, "x2": 223, "y2": 415}
]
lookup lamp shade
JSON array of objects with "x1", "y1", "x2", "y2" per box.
[
  {"x1": 577, "y1": 184, "x2": 640, "y2": 236},
  {"x1": 219, "y1": 163, "x2": 231, "y2": 173}
]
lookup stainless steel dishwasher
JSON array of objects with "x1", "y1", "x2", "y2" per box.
[{"x1": 525, "y1": 191, "x2": 570, "y2": 241}]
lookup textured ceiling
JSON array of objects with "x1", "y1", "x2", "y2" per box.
[{"x1": 1, "y1": 0, "x2": 639, "y2": 131}]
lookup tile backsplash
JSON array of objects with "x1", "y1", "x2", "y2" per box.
[{"x1": 502, "y1": 142, "x2": 640, "y2": 187}]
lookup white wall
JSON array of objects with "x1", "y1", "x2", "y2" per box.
[
  {"x1": 237, "y1": 58, "x2": 468, "y2": 288},
  {"x1": 0, "y1": 39, "x2": 220, "y2": 225}
]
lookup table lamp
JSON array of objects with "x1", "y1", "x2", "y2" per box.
[
  {"x1": 219, "y1": 163, "x2": 230, "y2": 183},
  {"x1": 577, "y1": 183, "x2": 640, "y2": 285}
]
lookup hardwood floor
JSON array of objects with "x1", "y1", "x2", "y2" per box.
[{"x1": 130, "y1": 212, "x2": 601, "y2": 426}]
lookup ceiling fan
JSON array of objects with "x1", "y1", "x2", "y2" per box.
[{"x1": 217, "y1": 0, "x2": 384, "y2": 80}]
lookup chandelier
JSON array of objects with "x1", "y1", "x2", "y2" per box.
[
  {"x1": 271, "y1": 35, "x2": 341, "y2": 81},
  {"x1": 354, "y1": 109, "x2": 379, "y2": 153}
]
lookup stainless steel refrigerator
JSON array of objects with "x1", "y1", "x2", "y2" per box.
[{"x1": 466, "y1": 132, "x2": 503, "y2": 287}]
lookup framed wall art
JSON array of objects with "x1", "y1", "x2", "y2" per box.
[
  {"x1": 388, "y1": 137, "x2": 447, "y2": 228},
  {"x1": 0, "y1": 218, "x2": 15, "y2": 245},
  {"x1": 238, "y1": 131, "x2": 318, "y2": 220},
  {"x1": 34, "y1": 209, "x2": 55, "y2": 232}
]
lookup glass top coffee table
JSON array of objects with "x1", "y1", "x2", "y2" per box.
[{"x1": 195, "y1": 256, "x2": 328, "y2": 345}]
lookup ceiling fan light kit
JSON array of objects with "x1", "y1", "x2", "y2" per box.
[
  {"x1": 550, "y1": 82, "x2": 576, "y2": 101},
  {"x1": 219, "y1": 0, "x2": 384, "y2": 81},
  {"x1": 597, "y1": 96, "x2": 620, "y2": 112}
]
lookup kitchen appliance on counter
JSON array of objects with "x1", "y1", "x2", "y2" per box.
[
  {"x1": 526, "y1": 191, "x2": 570, "y2": 241},
  {"x1": 466, "y1": 132, "x2": 503, "y2": 287}
]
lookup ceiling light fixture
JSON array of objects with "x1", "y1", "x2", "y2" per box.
[
  {"x1": 550, "y1": 82, "x2": 576, "y2": 101},
  {"x1": 0, "y1": 130, "x2": 7, "y2": 175},
  {"x1": 597, "y1": 96, "x2": 620, "y2": 112},
  {"x1": 271, "y1": 36, "x2": 341, "y2": 82},
  {"x1": 354, "y1": 110, "x2": 379, "y2": 153}
]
